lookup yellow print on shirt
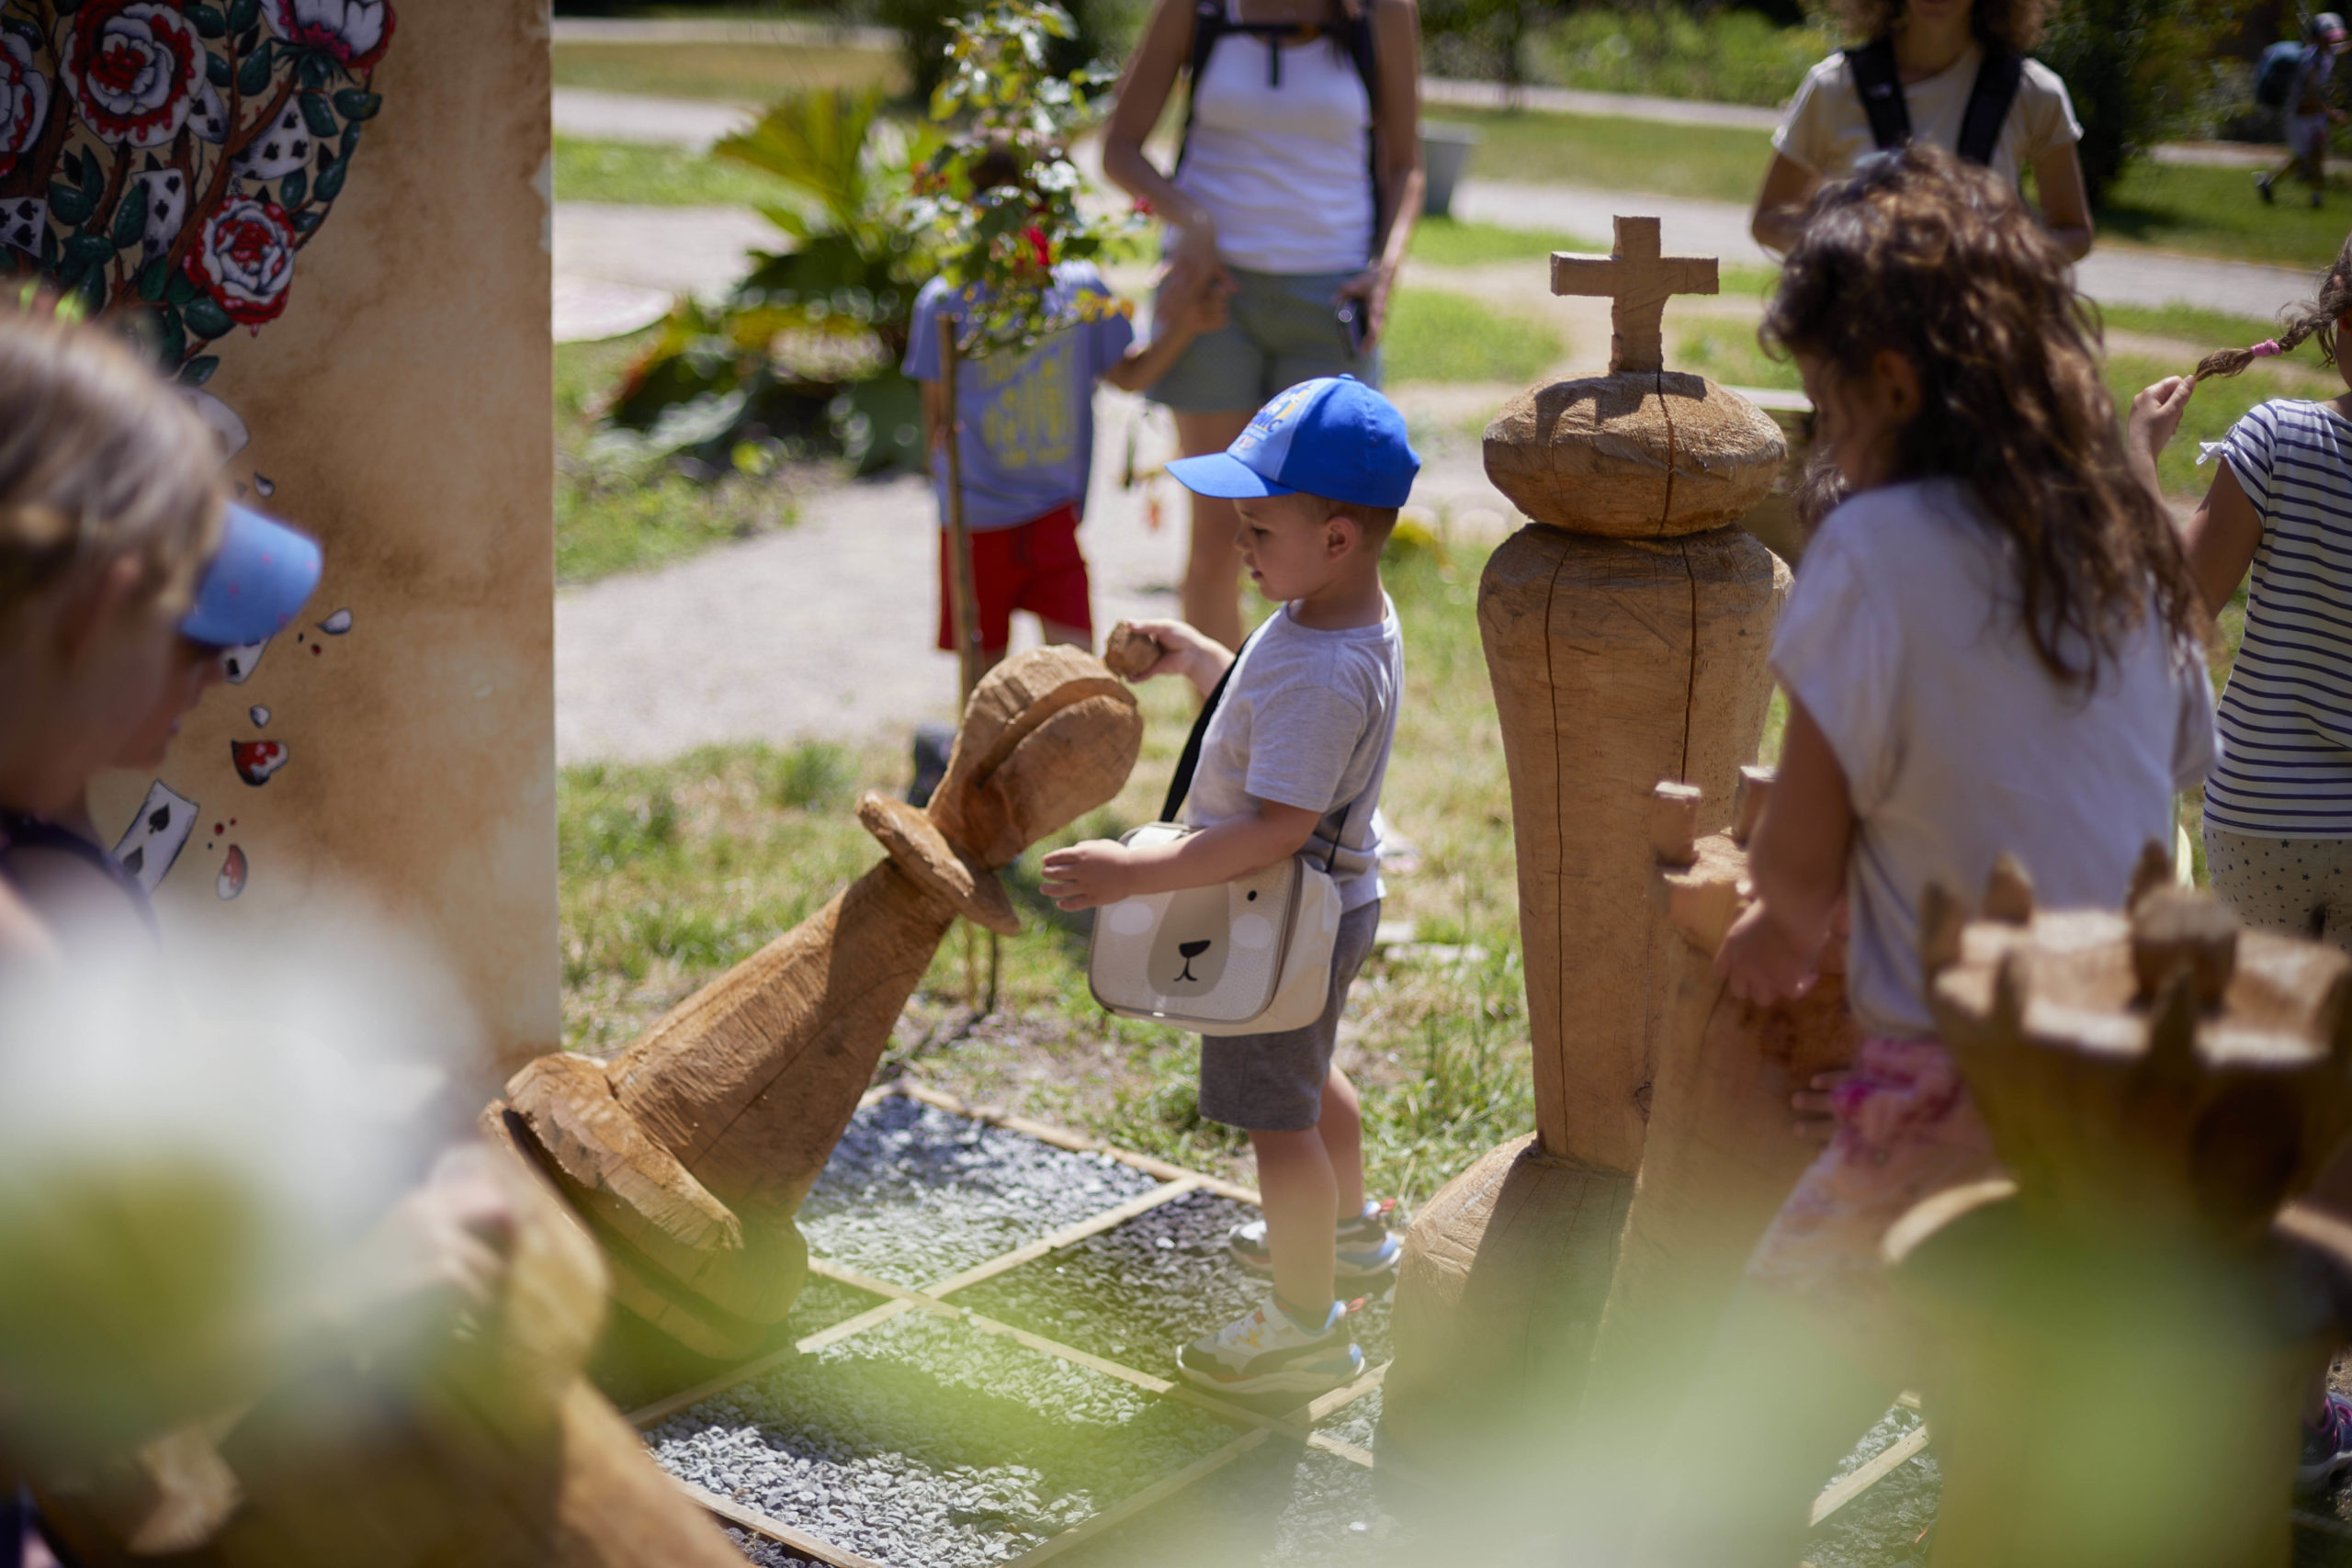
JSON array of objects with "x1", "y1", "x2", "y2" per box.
[{"x1": 976, "y1": 335, "x2": 1077, "y2": 470}]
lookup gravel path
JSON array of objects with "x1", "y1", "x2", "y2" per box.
[{"x1": 797, "y1": 1096, "x2": 1163, "y2": 1288}]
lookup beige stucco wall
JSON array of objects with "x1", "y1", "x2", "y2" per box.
[{"x1": 94, "y1": 0, "x2": 558, "y2": 1102}]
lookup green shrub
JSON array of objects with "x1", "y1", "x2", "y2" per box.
[
  {"x1": 2036, "y1": 0, "x2": 2237, "y2": 207},
  {"x1": 1524, "y1": 6, "x2": 1835, "y2": 106}
]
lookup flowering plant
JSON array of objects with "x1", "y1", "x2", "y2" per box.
[{"x1": 901, "y1": 0, "x2": 1141, "y2": 358}]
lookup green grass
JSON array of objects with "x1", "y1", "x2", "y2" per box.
[
  {"x1": 1384, "y1": 286, "x2": 1565, "y2": 383},
  {"x1": 555, "y1": 330, "x2": 796, "y2": 582},
  {"x1": 2097, "y1": 299, "x2": 2318, "y2": 347},
  {"x1": 2107, "y1": 351, "x2": 2341, "y2": 498},
  {"x1": 560, "y1": 540, "x2": 1535, "y2": 1204},
  {"x1": 552, "y1": 40, "x2": 904, "y2": 103},
  {"x1": 553, "y1": 135, "x2": 788, "y2": 207},
  {"x1": 2095, "y1": 160, "x2": 2352, "y2": 273}
]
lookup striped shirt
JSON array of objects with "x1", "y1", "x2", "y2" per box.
[{"x1": 2211, "y1": 399, "x2": 2352, "y2": 837}]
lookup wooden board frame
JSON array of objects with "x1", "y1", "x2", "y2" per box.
[{"x1": 629, "y1": 1079, "x2": 1917, "y2": 1567}]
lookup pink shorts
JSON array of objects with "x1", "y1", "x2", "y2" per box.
[{"x1": 1744, "y1": 1036, "x2": 2000, "y2": 1382}]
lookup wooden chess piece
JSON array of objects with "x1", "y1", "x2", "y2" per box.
[
  {"x1": 484, "y1": 649, "x2": 1143, "y2": 1359},
  {"x1": 1889, "y1": 868, "x2": 2352, "y2": 1568},
  {"x1": 1384, "y1": 219, "x2": 1790, "y2": 1477}
]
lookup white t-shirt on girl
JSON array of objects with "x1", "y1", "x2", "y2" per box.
[
  {"x1": 1773, "y1": 43, "x2": 2083, "y2": 192},
  {"x1": 1770, "y1": 479, "x2": 2216, "y2": 1039}
]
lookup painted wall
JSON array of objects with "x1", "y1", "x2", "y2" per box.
[{"x1": 86, "y1": 0, "x2": 559, "y2": 1100}]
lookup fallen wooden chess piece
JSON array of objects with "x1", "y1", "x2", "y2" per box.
[{"x1": 485, "y1": 649, "x2": 1143, "y2": 1359}]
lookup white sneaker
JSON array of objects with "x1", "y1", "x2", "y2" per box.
[
  {"x1": 1228, "y1": 1199, "x2": 1402, "y2": 1279},
  {"x1": 1175, "y1": 1297, "x2": 1363, "y2": 1396}
]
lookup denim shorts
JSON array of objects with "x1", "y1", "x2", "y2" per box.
[{"x1": 1148, "y1": 265, "x2": 1383, "y2": 414}]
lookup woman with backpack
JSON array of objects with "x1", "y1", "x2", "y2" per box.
[
  {"x1": 1747, "y1": 0, "x2": 2093, "y2": 260},
  {"x1": 1102, "y1": 0, "x2": 1423, "y2": 652}
]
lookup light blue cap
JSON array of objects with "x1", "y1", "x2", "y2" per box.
[
  {"x1": 180, "y1": 503, "x2": 322, "y2": 648},
  {"x1": 1165, "y1": 376, "x2": 1420, "y2": 509}
]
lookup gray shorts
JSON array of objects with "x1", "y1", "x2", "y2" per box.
[
  {"x1": 1147, "y1": 265, "x2": 1383, "y2": 414},
  {"x1": 1197, "y1": 898, "x2": 1381, "y2": 1133}
]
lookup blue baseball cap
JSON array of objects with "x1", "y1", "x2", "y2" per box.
[
  {"x1": 1166, "y1": 376, "x2": 1420, "y2": 509},
  {"x1": 180, "y1": 503, "x2": 322, "y2": 648}
]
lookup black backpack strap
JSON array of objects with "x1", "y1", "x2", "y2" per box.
[
  {"x1": 1956, "y1": 44, "x2": 2024, "y2": 165},
  {"x1": 1174, "y1": 0, "x2": 1228, "y2": 176},
  {"x1": 1341, "y1": 2, "x2": 1381, "y2": 261},
  {"x1": 1845, "y1": 38, "x2": 1910, "y2": 152},
  {"x1": 1160, "y1": 625, "x2": 1262, "y2": 821}
]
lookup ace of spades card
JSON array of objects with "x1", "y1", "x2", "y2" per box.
[{"x1": 109, "y1": 781, "x2": 199, "y2": 894}]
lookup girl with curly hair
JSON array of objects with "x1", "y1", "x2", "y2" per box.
[
  {"x1": 1641, "y1": 146, "x2": 2212, "y2": 1563},
  {"x1": 1749, "y1": 0, "x2": 2092, "y2": 259}
]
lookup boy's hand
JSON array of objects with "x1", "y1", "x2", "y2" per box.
[
  {"x1": 1714, "y1": 897, "x2": 1819, "y2": 1007},
  {"x1": 1123, "y1": 617, "x2": 1234, "y2": 695},
  {"x1": 1041, "y1": 839, "x2": 1140, "y2": 911}
]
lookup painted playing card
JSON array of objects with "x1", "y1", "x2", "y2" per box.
[
  {"x1": 111, "y1": 780, "x2": 198, "y2": 893},
  {"x1": 220, "y1": 635, "x2": 271, "y2": 685},
  {"x1": 232, "y1": 739, "x2": 290, "y2": 787}
]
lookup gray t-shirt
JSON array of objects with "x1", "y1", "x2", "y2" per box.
[{"x1": 1181, "y1": 599, "x2": 1404, "y2": 912}]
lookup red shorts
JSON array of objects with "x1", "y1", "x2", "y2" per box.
[{"x1": 936, "y1": 502, "x2": 1094, "y2": 653}]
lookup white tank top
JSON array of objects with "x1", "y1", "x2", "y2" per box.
[{"x1": 1170, "y1": 6, "x2": 1374, "y2": 276}]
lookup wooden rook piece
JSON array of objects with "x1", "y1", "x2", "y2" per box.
[
  {"x1": 1552, "y1": 216, "x2": 1719, "y2": 376},
  {"x1": 1385, "y1": 220, "x2": 1790, "y2": 1494},
  {"x1": 1886, "y1": 872, "x2": 2352, "y2": 1567},
  {"x1": 484, "y1": 649, "x2": 1142, "y2": 1361}
]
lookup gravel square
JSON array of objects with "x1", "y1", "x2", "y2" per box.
[
  {"x1": 797, "y1": 1097, "x2": 1163, "y2": 1290},
  {"x1": 650, "y1": 1308, "x2": 1236, "y2": 1568},
  {"x1": 953, "y1": 1188, "x2": 1396, "y2": 1386}
]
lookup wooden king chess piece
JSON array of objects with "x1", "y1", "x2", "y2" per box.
[{"x1": 1383, "y1": 219, "x2": 1792, "y2": 1478}]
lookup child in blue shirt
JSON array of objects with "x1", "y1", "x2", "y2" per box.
[{"x1": 903, "y1": 152, "x2": 1223, "y2": 671}]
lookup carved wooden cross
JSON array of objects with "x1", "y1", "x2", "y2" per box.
[{"x1": 1552, "y1": 216, "x2": 1719, "y2": 376}]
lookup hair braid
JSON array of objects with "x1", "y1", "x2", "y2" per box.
[{"x1": 2191, "y1": 232, "x2": 2352, "y2": 382}]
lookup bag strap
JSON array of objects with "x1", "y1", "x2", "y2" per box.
[
  {"x1": 1845, "y1": 38, "x2": 1909, "y2": 152},
  {"x1": 1955, "y1": 44, "x2": 2024, "y2": 166},
  {"x1": 1160, "y1": 622, "x2": 1263, "y2": 821},
  {"x1": 1174, "y1": 0, "x2": 1230, "y2": 177}
]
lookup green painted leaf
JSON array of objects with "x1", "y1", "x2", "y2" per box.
[
  {"x1": 207, "y1": 49, "x2": 231, "y2": 86},
  {"x1": 63, "y1": 232, "x2": 115, "y2": 267},
  {"x1": 166, "y1": 266, "x2": 198, "y2": 305},
  {"x1": 153, "y1": 302, "x2": 184, "y2": 367},
  {"x1": 226, "y1": 0, "x2": 258, "y2": 31},
  {"x1": 339, "y1": 121, "x2": 361, "y2": 156},
  {"x1": 332, "y1": 89, "x2": 381, "y2": 121},
  {"x1": 277, "y1": 168, "x2": 305, "y2": 209},
  {"x1": 181, "y1": 292, "x2": 233, "y2": 340},
  {"x1": 137, "y1": 255, "x2": 172, "y2": 302},
  {"x1": 38, "y1": 227, "x2": 58, "y2": 270},
  {"x1": 48, "y1": 179, "x2": 96, "y2": 227},
  {"x1": 296, "y1": 51, "x2": 330, "y2": 90},
  {"x1": 74, "y1": 264, "x2": 105, "y2": 316},
  {"x1": 175, "y1": 355, "x2": 219, "y2": 387},
  {"x1": 298, "y1": 91, "x2": 335, "y2": 139},
  {"x1": 187, "y1": 4, "x2": 226, "y2": 38},
  {"x1": 290, "y1": 209, "x2": 322, "y2": 234},
  {"x1": 236, "y1": 43, "x2": 269, "y2": 96},
  {"x1": 312, "y1": 158, "x2": 345, "y2": 202},
  {"x1": 109, "y1": 181, "x2": 148, "y2": 249}
]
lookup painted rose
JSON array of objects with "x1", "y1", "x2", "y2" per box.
[
  {"x1": 0, "y1": 32, "x2": 48, "y2": 178},
  {"x1": 59, "y1": 0, "x2": 201, "y2": 151},
  {"x1": 264, "y1": 0, "x2": 395, "y2": 70},
  {"x1": 184, "y1": 197, "x2": 296, "y2": 329}
]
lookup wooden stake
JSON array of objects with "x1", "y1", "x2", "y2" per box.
[
  {"x1": 938, "y1": 310, "x2": 986, "y2": 705},
  {"x1": 938, "y1": 311, "x2": 998, "y2": 1012}
]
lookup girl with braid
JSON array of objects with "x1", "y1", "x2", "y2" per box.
[
  {"x1": 2129, "y1": 238, "x2": 2352, "y2": 957},
  {"x1": 2120, "y1": 238, "x2": 2352, "y2": 1491}
]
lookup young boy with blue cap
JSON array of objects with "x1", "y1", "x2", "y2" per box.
[{"x1": 1043, "y1": 376, "x2": 1416, "y2": 1395}]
